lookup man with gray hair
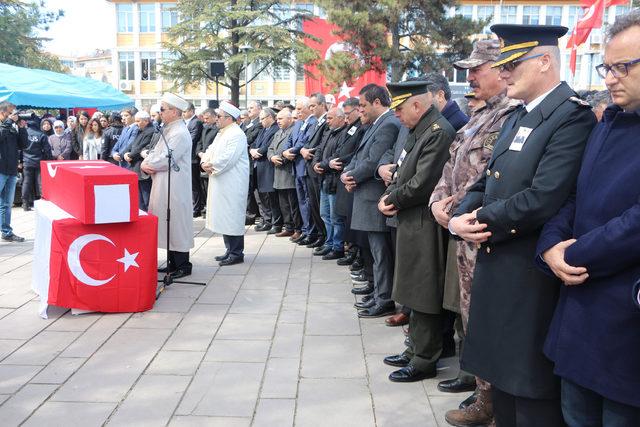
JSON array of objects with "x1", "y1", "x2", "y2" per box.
[
  {"x1": 536, "y1": 10, "x2": 640, "y2": 423},
  {"x1": 449, "y1": 25, "x2": 596, "y2": 424},
  {"x1": 124, "y1": 110, "x2": 155, "y2": 211}
]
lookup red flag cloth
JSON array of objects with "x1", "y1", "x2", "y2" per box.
[
  {"x1": 303, "y1": 18, "x2": 386, "y2": 100},
  {"x1": 32, "y1": 200, "x2": 158, "y2": 318},
  {"x1": 41, "y1": 160, "x2": 139, "y2": 224},
  {"x1": 566, "y1": 0, "x2": 606, "y2": 74}
]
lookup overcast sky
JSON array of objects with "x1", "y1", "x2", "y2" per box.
[{"x1": 40, "y1": 0, "x2": 115, "y2": 56}]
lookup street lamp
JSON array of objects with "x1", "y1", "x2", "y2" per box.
[{"x1": 240, "y1": 44, "x2": 251, "y2": 108}]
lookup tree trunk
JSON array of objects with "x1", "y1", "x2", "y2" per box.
[
  {"x1": 390, "y1": 25, "x2": 402, "y2": 82},
  {"x1": 230, "y1": 76, "x2": 240, "y2": 106}
]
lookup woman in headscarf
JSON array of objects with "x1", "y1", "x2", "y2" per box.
[{"x1": 49, "y1": 120, "x2": 72, "y2": 160}]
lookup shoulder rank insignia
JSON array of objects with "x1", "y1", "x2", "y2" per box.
[
  {"x1": 432, "y1": 123, "x2": 441, "y2": 131},
  {"x1": 483, "y1": 133, "x2": 499, "y2": 150},
  {"x1": 569, "y1": 96, "x2": 590, "y2": 107}
]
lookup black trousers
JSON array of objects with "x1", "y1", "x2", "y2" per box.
[
  {"x1": 247, "y1": 171, "x2": 261, "y2": 220},
  {"x1": 278, "y1": 188, "x2": 302, "y2": 232},
  {"x1": 402, "y1": 310, "x2": 442, "y2": 374},
  {"x1": 223, "y1": 234, "x2": 244, "y2": 258},
  {"x1": 191, "y1": 162, "x2": 204, "y2": 212},
  {"x1": 168, "y1": 250, "x2": 191, "y2": 272},
  {"x1": 22, "y1": 166, "x2": 41, "y2": 206},
  {"x1": 305, "y1": 174, "x2": 326, "y2": 239},
  {"x1": 360, "y1": 242, "x2": 375, "y2": 284},
  {"x1": 257, "y1": 191, "x2": 282, "y2": 227},
  {"x1": 138, "y1": 178, "x2": 152, "y2": 212},
  {"x1": 492, "y1": 386, "x2": 564, "y2": 427}
]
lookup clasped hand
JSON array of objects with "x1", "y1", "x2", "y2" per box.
[
  {"x1": 448, "y1": 209, "x2": 491, "y2": 243},
  {"x1": 542, "y1": 239, "x2": 588, "y2": 286}
]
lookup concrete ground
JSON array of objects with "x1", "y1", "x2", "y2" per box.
[{"x1": 0, "y1": 207, "x2": 464, "y2": 426}]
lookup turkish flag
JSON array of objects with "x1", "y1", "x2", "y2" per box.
[
  {"x1": 566, "y1": 0, "x2": 627, "y2": 74},
  {"x1": 32, "y1": 200, "x2": 158, "y2": 318},
  {"x1": 303, "y1": 18, "x2": 386, "y2": 100},
  {"x1": 41, "y1": 160, "x2": 139, "y2": 225}
]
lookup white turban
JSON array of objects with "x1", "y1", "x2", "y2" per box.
[
  {"x1": 219, "y1": 101, "x2": 241, "y2": 120},
  {"x1": 150, "y1": 103, "x2": 162, "y2": 114},
  {"x1": 161, "y1": 92, "x2": 189, "y2": 111}
]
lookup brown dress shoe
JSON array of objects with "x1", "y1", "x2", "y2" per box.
[
  {"x1": 289, "y1": 231, "x2": 302, "y2": 241},
  {"x1": 385, "y1": 312, "x2": 409, "y2": 327},
  {"x1": 275, "y1": 230, "x2": 294, "y2": 237},
  {"x1": 444, "y1": 389, "x2": 493, "y2": 427}
]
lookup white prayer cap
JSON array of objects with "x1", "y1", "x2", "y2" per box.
[
  {"x1": 325, "y1": 94, "x2": 336, "y2": 105},
  {"x1": 135, "y1": 110, "x2": 151, "y2": 120},
  {"x1": 219, "y1": 101, "x2": 241, "y2": 120},
  {"x1": 150, "y1": 103, "x2": 162, "y2": 114},
  {"x1": 161, "y1": 92, "x2": 189, "y2": 111},
  {"x1": 195, "y1": 106, "x2": 207, "y2": 116}
]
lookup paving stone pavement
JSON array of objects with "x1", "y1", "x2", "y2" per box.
[{"x1": 0, "y1": 207, "x2": 463, "y2": 426}]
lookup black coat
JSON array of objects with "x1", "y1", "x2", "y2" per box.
[
  {"x1": 252, "y1": 124, "x2": 279, "y2": 193},
  {"x1": 303, "y1": 114, "x2": 329, "y2": 178},
  {"x1": 187, "y1": 116, "x2": 203, "y2": 162},
  {"x1": 23, "y1": 121, "x2": 52, "y2": 168},
  {"x1": 334, "y1": 119, "x2": 367, "y2": 217},
  {"x1": 314, "y1": 125, "x2": 346, "y2": 194},
  {"x1": 441, "y1": 100, "x2": 469, "y2": 132},
  {"x1": 101, "y1": 124, "x2": 124, "y2": 164},
  {"x1": 454, "y1": 82, "x2": 597, "y2": 399},
  {"x1": 0, "y1": 119, "x2": 28, "y2": 175},
  {"x1": 127, "y1": 125, "x2": 156, "y2": 180},
  {"x1": 196, "y1": 125, "x2": 218, "y2": 155}
]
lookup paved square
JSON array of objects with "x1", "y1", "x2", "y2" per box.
[{"x1": 0, "y1": 208, "x2": 462, "y2": 426}]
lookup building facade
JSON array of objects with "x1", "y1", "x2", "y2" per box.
[
  {"x1": 107, "y1": 0, "x2": 315, "y2": 109},
  {"x1": 58, "y1": 50, "x2": 114, "y2": 86}
]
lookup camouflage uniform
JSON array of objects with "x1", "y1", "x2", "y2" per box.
[{"x1": 430, "y1": 91, "x2": 520, "y2": 390}]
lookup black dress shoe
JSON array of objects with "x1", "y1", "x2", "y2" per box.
[
  {"x1": 358, "y1": 304, "x2": 396, "y2": 318},
  {"x1": 306, "y1": 238, "x2": 325, "y2": 248},
  {"x1": 437, "y1": 377, "x2": 477, "y2": 394},
  {"x1": 219, "y1": 256, "x2": 244, "y2": 266},
  {"x1": 350, "y1": 260, "x2": 363, "y2": 271},
  {"x1": 157, "y1": 266, "x2": 172, "y2": 273},
  {"x1": 354, "y1": 299, "x2": 375, "y2": 309},
  {"x1": 383, "y1": 354, "x2": 411, "y2": 367},
  {"x1": 351, "y1": 284, "x2": 373, "y2": 295},
  {"x1": 313, "y1": 246, "x2": 331, "y2": 256},
  {"x1": 291, "y1": 233, "x2": 307, "y2": 243},
  {"x1": 350, "y1": 270, "x2": 364, "y2": 278},
  {"x1": 459, "y1": 390, "x2": 479, "y2": 409},
  {"x1": 255, "y1": 223, "x2": 271, "y2": 232},
  {"x1": 336, "y1": 250, "x2": 357, "y2": 266},
  {"x1": 298, "y1": 236, "x2": 315, "y2": 246},
  {"x1": 170, "y1": 269, "x2": 192, "y2": 279},
  {"x1": 1, "y1": 233, "x2": 25, "y2": 242},
  {"x1": 214, "y1": 253, "x2": 230, "y2": 261},
  {"x1": 245, "y1": 216, "x2": 256, "y2": 225},
  {"x1": 267, "y1": 226, "x2": 282, "y2": 235},
  {"x1": 323, "y1": 250, "x2": 344, "y2": 261},
  {"x1": 351, "y1": 273, "x2": 368, "y2": 286},
  {"x1": 193, "y1": 210, "x2": 202, "y2": 218},
  {"x1": 360, "y1": 294, "x2": 374, "y2": 303},
  {"x1": 389, "y1": 364, "x2": 436, "y2": 382}
]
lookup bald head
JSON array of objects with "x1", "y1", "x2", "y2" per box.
[{"x1": 276, "y1": 108, "x2": 293, "y2": 129}]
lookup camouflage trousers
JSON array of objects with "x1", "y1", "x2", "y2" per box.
[{"x1": 456, "y1": 240, "x2": 491, "y2": 392}]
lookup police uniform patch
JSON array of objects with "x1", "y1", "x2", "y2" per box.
[
  {"x1": 569, "y1": 96, "x2": 590, "y2": 107},
  {"x1": 483, "y1": 133, "x2": 499, "y2": 150}
]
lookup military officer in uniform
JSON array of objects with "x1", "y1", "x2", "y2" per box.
[
  {"x1": 429, "y1": 39, "x2": 521, "y2": 425},
  {"x1": 378, "y1": 79, "x2": 456, "y2": 382},
  {"x1": 449, "y1": 25, "x2": 596, "y2": 425}
]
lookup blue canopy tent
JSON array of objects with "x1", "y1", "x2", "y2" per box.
[{"x1": 0, "y1": 63, "x2": 134, "y2": 110}]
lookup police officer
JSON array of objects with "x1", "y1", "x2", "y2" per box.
[{"x1": 449, "y1": 24, "x2": 596, "y2": 425}]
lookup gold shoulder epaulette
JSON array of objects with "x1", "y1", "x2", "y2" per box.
[
  {"x1": 432, "y1": 123, "x2": 441, "y2": 131},
  {"x1": 568, "y1": 96, "x2": 591, "y2": 108}
]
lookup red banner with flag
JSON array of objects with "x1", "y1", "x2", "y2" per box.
[
  {"x1": 303, "y1": 18, "x2": 386, "y2": 101},
  {"x1": 567, "y1": 0, "x2": 629, "y2": 74}
]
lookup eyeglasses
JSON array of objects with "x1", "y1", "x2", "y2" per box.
[
  {"x1": 596, "y1": 58, "x2": 640, "y2": 79},
  {"x1": 499, "y1": 53, "x2": 544, "y2": 73}
]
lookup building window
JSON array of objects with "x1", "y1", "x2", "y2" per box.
[
  {"x1": 273, "y1": 65, "x2": 290, "y2": 80},
  {"x1": 568, "y1": 6, "x2": 585, "y2": 30},
  {"x1": 139, "y1": 4, "x2": 156, "y2": 33},
  {"x1": 140, "y1": 52, "x2": 157, "y2": 80},
  {"x1": 477, "y1": 6, "x2": 494, "y2": 33},
  {"x1": 455, "y1": 68, "x2": 467, "y2": 84},
  {"x1": 161, "y1": 3, "x2": 178, "y2": 31},
  {"x1": 522, "y1": 6, "x2": 540, "y2": 25},
  {"x1": 589, "y1": 53, "x2": 603, "y2": 86},
  {"x1": 545, "y1": 6, "x2": 563, "y2": 26},
  {"x1": 500, "y1": 6, "x2": 517, "y2": 24},
  {"x1": 119, "y1": 52, "x2": 134, "y2": 80},
  {"x1": 117, "y1": 4, "x2": 133, "y2": 32},
  {"x1": 456, "y1": 5, "x2": 473, "y2": 20}
]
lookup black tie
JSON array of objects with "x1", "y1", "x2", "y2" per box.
[{"x1": 511, "y1": 106, "x2": 527, "y2": 129}]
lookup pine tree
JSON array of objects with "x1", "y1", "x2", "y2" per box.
[
  {"x1": 161, "y1": 0, "x2": 319, "y2": 106},
  {"x1": 316, "y1": 0, "x2": 486, "y2": 83}
]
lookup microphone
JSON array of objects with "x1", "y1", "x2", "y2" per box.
[{"x1": 158, "y1": 125, "x2": 180, "y2": 172}]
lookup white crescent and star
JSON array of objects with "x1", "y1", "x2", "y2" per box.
[
  {"x1": 338, "y1": 81, "x2": 354, "y2": 99},
  {"x1": 67, "y1": 234, "x2": 139, "y2": 287},
  {"x1": 46, "y1": 161, "x2": 107, "y2": 177}
]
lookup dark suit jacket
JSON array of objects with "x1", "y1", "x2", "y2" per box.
[
  {"x1": 252, "y1": 123, "x2": 279, "y2": 193},
  {"x1": 454, "y1": 82, "x2": 596, "y2": 399},
  {"x1": 344, "y1": 110, "x2": 401, "y2": 232},
  {"x1": 334, "y1": 119, "x2": 367, "y2": 217},
  {"x1": 186, "y1": 116, "x2": 203, "y2": 162},
  {"x1": 196, "y1": 124, "x2": 218, "y2": 155},
  {"x1": 291, "y1": 115, "x2": 318, "y2": 177},
  {"x1": 536, "y1": 104, "x2": 640, "y2": 408},
  {"x1": 126, "y1": 124, "x2": 155, "y2": 180},
  {"x1": 441, "y1": 100, "x2": 469, "y2": 132},
  {"x1": 244, "y1": 117, "x2": 262, "y2": 146}
]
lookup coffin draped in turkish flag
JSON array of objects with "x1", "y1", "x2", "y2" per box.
[
  {"x1": 41, "y1": 160, "x2": 139, "y2": 225},
  {"x1": 32, "y1": 200, "x2": 158, "y2": 318},
  {"x1": 303, "y1": 18, "x2": 386, "y2": 100}
]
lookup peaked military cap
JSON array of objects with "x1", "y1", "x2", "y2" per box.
[
  {"x1": 387, "y1": 80, "x2": 430, "y2": 110},
  {"x1": 464, "y1": 92, "x2": 476, "y2": 99},
  {"x1": 490, "y1": 24, "x2": 568, "y2": 68}
]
